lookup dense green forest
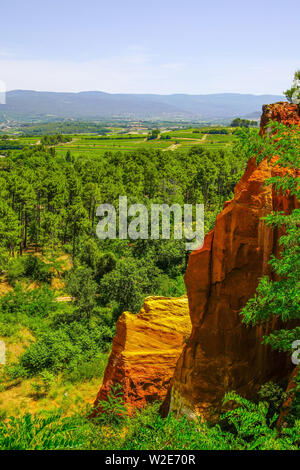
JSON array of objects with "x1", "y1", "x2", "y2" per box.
[
  {"x1": 0, "y1": 122, "x2": 299, "y2": 450},
  {"x1": 0, "y1": 137, "x2": 245, "y2": 382}
]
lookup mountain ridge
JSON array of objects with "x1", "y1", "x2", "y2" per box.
[{"x1": 0, "y1": 90, "x2": 285, "y2": 122}]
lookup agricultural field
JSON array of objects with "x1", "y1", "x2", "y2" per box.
[
  {"x1": 1, "y1": 127, "x2": 237, "y2": 159},
  {"x1": 56, "y1": 129, "x2": 236, "y2": 158}
]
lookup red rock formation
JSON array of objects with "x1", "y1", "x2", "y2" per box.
[
  {"x1": 161, "y1": 102, "x2": 300, "y2": 419},
  {"x1": 260, "y1": 102, "x2": 300, "y2": 135},
  {"x1": 94, "y1": 296, "x2": 191, "y2": 414}
]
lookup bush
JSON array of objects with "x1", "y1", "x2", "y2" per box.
[
  {"x1": 123, "y1": 404, "x2": 231, "y2": 450},
  {"x1": 66, "y1": 265, "x2": 98, "y2": 317},
  {"x1": 7, "y1": 257, "x2": 26, "y2": 285},
  {"x1": 93, "y1": 384, "x2": 128, "y2": 426},
  {"x1": 31, "y1": 371, "x2": 55, "y2": 398},
  {"x1": 220, "y1": 391, "x2": 300, "y2": 450},
  {"x1": 100, "y1": 257, "x2": 162, "y2": 317},
  {"x1": 65, "y1": 352, "x2": 109, "y2": 383},
  {"x1": 258, "y1": 381, "x2": 287, "y2": 421},
  {"x1": 17, "y1": 318, "x2": 114, "y2": 378},
  {"x1": 5, "y1": 363, "x2": 28, "y2": 380},
  {"x1": 20, "y1": 329, "x2": 76, "y2": 375},
  {"x1": 0, "y1": 285, "x2": 57, "y2": 336},
  {"x1": 23, "y1": 255, "x2": 53, "y2": 283},
  {"x1": 7, "y1": 255, "x2": 52, "y2": 285},
  {"x1": 78, "y1": 239, "x2": 116, "y2": 281},
  {"x1": 155, "y1": 274, "x2": 186, "y2": 297}
]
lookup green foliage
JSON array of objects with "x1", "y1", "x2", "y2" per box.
[
  {"x1": 0, "y1": 284, "x2": 114, "y2": 381},
  {"x1": 6, "y1": 257, "x2": 26, "y2": 284},
  {"x1": 94, "y1": 384, "x2": 128, "y2": 426},
  {"x1": 0, "y1": 285, "x2": 57, "y2": 336},
  {"x1": 206, "y1": 128, "x2": 230, "y2": 134},
  {"x1": 99, "y1": 257, "x2": 162, "y2": 316},
  {"x1": 221, "y1": 392, "x2": 300, "y2": 449},
  {"x1": 240, "y1": 121, "x2": 300, "y2": 355},
  {"x1": 147, "y1": 129, "x2": 160, "y2": 140},
  {"x1": 40, "y1": 134, "x2": 72, "y2": 146},
  {"x1": 78, "y1": 239, "x2": 117, "y2": 282},
  {"x1": 0, "y1": 199, "x2": 20, "y2": 271},
  {"x1": 231, "y1": 118, "x2": 257, "y2": 128},
  {"x1": 66, "y1": 265, "x2": 98, "y2": 317},
  {"x1": 65, "y1": 352, "x2": 108, "y2": 383},
  {"x1": 288, "y1": 375, "x2": 300, "y2": 426},
  {"x1": 18, "y1": 318, "x2": 113, "y2": 377},
  {"x1": 284, "y1": 70, "x2": 300, "y2": 104},
  {"x1": 122, "y1": 393, "x2": 300, "y2": 450},
  {"x1": 0, "y1": 134, "x2": 245, "y2": 269},
  {"x1": 0, "y1": 411, "x2": 87, "y2": 450},
  {"x1": 122, "y1": 405, "x2": 231, "y2": 450},
  {"x1": 155, "y1": 274, "x2": 186, "y2": 297},
  {"x1": 258, "y1": 382, "x2": 287, "y2": 420},
  {"x1": 7, "y1": 255, "x2": 53, "y2": 285},
  {"x1": 18, "y1": 121, "x2": 109, "y2": 135},
  {"x1": 19, "y1": 329, "x2": 77, "y2": 375},
  {"x1": 30, "y1": 371, "x2": 55, "y2": 398},
  {"x1": 0, "y1": 392, "x2": 299, "y2": 450}
]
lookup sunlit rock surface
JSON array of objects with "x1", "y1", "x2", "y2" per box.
[{"x1": 94, "y1": 296, "x2": 191, "y2": 413}]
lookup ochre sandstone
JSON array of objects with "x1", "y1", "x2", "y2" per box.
[
  {"x1": 259, "y1": 101, "x2": 300, "y2": 134},
  {"x1": 161, "y1": 102, "x2": 300, "y2": 419},
  {"x1": 94, "y1": 296, "x2": 191, "y2": 413}
]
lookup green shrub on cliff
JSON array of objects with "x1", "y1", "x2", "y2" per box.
[
  {"x1": 284, "y1": 70, "x2": 300, "y2": 105},
  {"x1": 240, "y1": 121, "x2": 300, "y2": 355},
  {"x1": 240, "y1": 120, "x2": 300, "y2": 425}
]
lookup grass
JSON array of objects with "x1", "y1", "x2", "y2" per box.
[
  {"x1": 0, "y1": 331, "x2": 108, "y2": 418},
  {"x1": 0, "y1": 375, "x2": 103, "y2": 418}
]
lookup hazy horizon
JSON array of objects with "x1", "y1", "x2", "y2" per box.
[{"x1": 5, "y1": 89, "x2": 285, "y2": 96}]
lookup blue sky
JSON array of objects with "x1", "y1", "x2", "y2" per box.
[{"x1": 0, "y1": 0, "x2": 299, "y2": 94}]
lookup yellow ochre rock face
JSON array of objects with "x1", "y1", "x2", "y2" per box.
[{"x1": 94, "y1": 296, "x2": 191, "y2": 413}]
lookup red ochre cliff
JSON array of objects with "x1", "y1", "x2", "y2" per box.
[
  {"x1": 94, "y1": 296, "x2": 191, "y2": 413},
  {"x1": 161, "y1": 102, "x2": 300, "y2": 418},
  {"x1": 95, "y1": 102, "x2": 299, "y2": 418}
]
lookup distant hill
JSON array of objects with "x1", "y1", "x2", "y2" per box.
[{"x1": 0, "y1": 90, "x2": 285, "y2": 122}]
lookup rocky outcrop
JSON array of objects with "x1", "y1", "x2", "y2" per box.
[
  {"x1": 161, "y1": 102, "x2": 300, "y2": 419},
  {"x1": 94, "y1": 296, "x2": 191, "y2": 413},
  {"x1": 259, "y1": 102, "x2": 300, "y2": 134}
]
